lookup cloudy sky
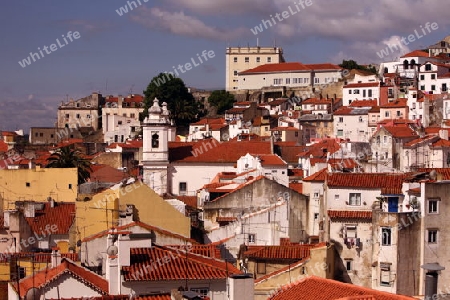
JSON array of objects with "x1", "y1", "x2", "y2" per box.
[{"x1": 0, "y1": 0, "x2": 449, "y2": 131}]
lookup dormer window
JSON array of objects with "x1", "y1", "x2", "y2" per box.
[{"x1": 151, "y1": 132, "x2": 159, "y2": 148}]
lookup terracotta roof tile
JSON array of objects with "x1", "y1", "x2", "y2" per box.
[
  {"x1": 25, "y1": 202, "x2": 75, "y2": 235},
  {"x1": 382, "y1": 126, "x2": 418, "y2": 138},
  {"x1": 122, "y1": 245, "x2": 241, "y2": 281},
  {"x1": 16, "y1": 258, "x2": 108, "y2": 297},
  {"x1": 175, "y1": 195, "x2": 197, "y2": 208},
  {"x1": 328, "y1": 210, "x2": 372, "y2": 219},
  {"x1": 0, "y1": 140, "x2": 7, "y2": 152},
  {"x1": 268, "y1": 276, "x2": 414, "y2": 300},
  {"x1": 303, "y1": 168, "x2": 328, "y2": 182},
  {"x1": 304, "y1": 63, "x2": 342, "y2": 70},
  {"x1": 349, "y1": 100, "x2": 378, "y2": 107},
  {"x1": 327, "y1": 173, "x2": 405, "y2": 195},
  {"x1": 289, "y1": 183, "x2": 303, "y2": 194},
  {"x1": 379, "y1": 98, "x2": 407, "y2": 108},
  {"x1": 239, "y1": 62, "x2": 311, "y2": 74},
  {"x1": 244, "y1": 244, "x2": 314, "y2": 260},
  {"x1": 401, "y1": 50, "x2": 430, "y2": 58},
  {"x1": 416, "y1": 168, "x2": 450, "y2": 180},
  {"x1": 344, "y1": 82, "x2": 379, "y2": 88}
]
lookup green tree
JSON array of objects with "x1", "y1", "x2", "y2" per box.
[
  {"x1": 46, "y1": 146, "x2": 92, "y2": 184},
  {"x1": 339, "y1": 60, "x2": 377, "y2": 74},
  {"x1": 208, "y1": 90, "x2": 235, "y2": 115},
  {"x1": 141, "y1": 73, "x2": 203, "y2": 127}
]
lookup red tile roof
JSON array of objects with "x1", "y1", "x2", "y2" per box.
[
  {"x1": 268, "y1": 276, "x2": 414, "y2": 300},
  {"x1": 344, "y1": 82, "x2": 379, "y2": 88},
  {"x1": 175, "y1": 195, "x2": 197, "y2": 208},
  {"x1": 122, "y1": 245, "x2": 241, "y2": 281},
  {"x1": 271, "y1": 126, "x2": 299, "y2": 131},
  {"x1": 327, "y1": 173, "x2": 405, "y2": 195},
  {"x1": 333, "y1": 106, "x2": 368, "y2": 116},
  {"x1": 0, "y1": 140, "x2": 7, "y2": 152},
  {"x1": 401, "y1": 50, "x2": 430, "y2": 58},
  {"x1": 15, "y1": 258, "x2": 109, "y2": 297},
  {"x1": 25, "y1": 202, "x2": 75, "y2": 235},
  {"x1": 304, "y1": 63, "x2": 342, "y2": 70},
  {"x1": 83, "y1": 221, "x2": 195, "y2": 243},
  {"x1": 191, "y1": 118, "x2": 226, "y2": 126},
  {"x1": 328, "y1": 210, "x2": 372, "y2": 219},
  {"x1": 89, "y1": 164, "x2": 126, "y2": 183},
  {"x1": 415, "y1": 168, "x2": 450, "y2": 180},
  {"x1": 289, "y1": 183, "x2": 303, "y2": 194},
  {"x1": 268, "y1": 99, "x2": 288, "y2": 106},
  {"x1": 303, "y1": 168, "x2": 328, "y2": 181},
  {"x1": 257, "y1": 154, "x2": 287, "y2": 166},
  {"x1": 239, "y1": 62, "x2": 311, "y2": 74},
  {"x1": 176, "y1": 141, "x2": 272, "y2": 163},
  {"x1": 106, "y1": 140, "x2": 142, "y2": 150},
  {"x1": 297, "y1": 139, "x2": 341, "y2": 158},
  {"x1": 0, "y1": 252, "x2": 79, "y2": 263},
  {"x1": 244, "y1": 244, "x2": 313, "y2": 260},
  {"x1": 381, "y1": 126, "x2": 418, "y2": 139},
  {"x1": 379, "y1": 98, "x2": 407, "y2": 108},
  {"x1": 349, "y1": 100, "x2": 378, "y2": 107}
]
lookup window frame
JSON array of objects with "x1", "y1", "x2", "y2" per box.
[
  {"x1": 381, "y1": 227, "x2": 392, "y2": 246},
  {"x1": 428, "y1": 198, "x2": 439, "y2": 214},
  {"x1": 348, "y1": 193, "x2": 361, "y2": 206}
]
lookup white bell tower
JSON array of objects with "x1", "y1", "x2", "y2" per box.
[{"x1": 141, "y1": 98, "x2": 172, "y2": 195}]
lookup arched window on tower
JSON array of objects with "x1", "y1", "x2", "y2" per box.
[
  {"x1": 152, "y1": 132, "x2": 159, "y2": 148},
  {"x1": 403, "y1": 60, "x2": 409, "y2": 70}
]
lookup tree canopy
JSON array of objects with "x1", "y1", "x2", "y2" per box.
[
  {"x1": 141, "y1": 73, "x2": 204, "y2": 127},
  {"x1": 208, "y1": 90, "x2": 235, "y2": 115},
  {"x1": 46, "y1": 146, "x2": 92, "y2": 184},
  {"x1": 339, "y1": 60, "x2": 377, "y2": 74}
]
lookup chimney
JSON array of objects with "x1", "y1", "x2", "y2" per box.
[
  {"x1": 421, "y1": 263, "x2": 445, "y2": 299},
  {"x1": 51, "y1": 249, "x2": 62, "y2": 267},
  {"x1": 228, "y1": 274, "x2": 254, "y2": 300}
]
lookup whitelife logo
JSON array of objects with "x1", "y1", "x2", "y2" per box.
[
  {"x1": 18, "y1": 31, "x2": 81, "y2": 68},
  {"x1": 116, "y1": 0, "x2": 149, "y2": 16},
  {"x1": 152, "y1": 50, "x2": 216, "y2": 87},
  {"x1": 250, "y1": 0, "x2": 313, "y2": 35},
  {"x1": 376, "y1": 22, "x2": 439, "y2": 59}
]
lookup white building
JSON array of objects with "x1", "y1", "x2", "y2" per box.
[
  {"x1": 342, "y1": 82, "x2": 380, "y2": 106},
  {"x1": 237, "y1": 62, "x2": 342, "y2": 91},
  {"x1": 226, "y1": 46, "x2": 285, "y2": 91},
  {"x1": 417, "y1": 61, "x2": 450, "y2": 94},
  {"x1": 333, "y1": 106, "x2": 370, "y2": 142}
]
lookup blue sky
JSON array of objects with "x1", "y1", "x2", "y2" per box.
[{"x1": 0, "y1": 0, "x2": 449, "y2": 131}]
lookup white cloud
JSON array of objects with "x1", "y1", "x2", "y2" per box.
[{"x1": 130, "y1": 7, "x2": 249, "y2": 41}]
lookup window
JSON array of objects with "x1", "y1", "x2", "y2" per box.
[
  {"x1": 68, "y1": 184, "x2": 72, "y2": 189},
  {"x1": 233, "y1": 70, "x2": 238, "y2": 76},
  {"x1": 118, "y1": 120, "x2": 122, "y2": 125},
  {"x1": 383, "y1": 136, "x2": 387, "y2": 143},
  {"x1": 151, "y1": 132, "x2": 159, "y2": 148},
  {"x1": 314, "y1": 78, "x2": 320, "y2": 84},
  {"x1": 248, "y1": 233, "x2": 256, "y2": 243},
  {"x1": 18, "y1": 267, "x2": 26, "y2": 279},
  {"x1": 349, "y1": 90, "x2": 352, "y2": 94},
  {"x1": 274, "y1": 78, "x2": 283, "y2": 85},
  {"x1": 257, "y1": 262, "x2": 266, "y2": 274},
  {"x1": 256, "y1": 57, "x2": 260, "y2": 63},
  {"x1": 420, "y1": 85, "x2": 425, "y2": 90},
  {"x1": 345, "y1": 259, "x2": 353, "y2": 271},
  {"x1": 190, "y1": 288, "x2": 209, "y2": 297},
  {"x1": 420, "y1": 75, "x2": 425, "y2": 80},
  {"x1": 353, "y1": 89, "x2": 360, "y2": 94},
  {"x1": 385, "y1": 111, "x2": 390, "y2": 117},
  {"x1": 233, "y1": 57, "x2": 237, "y2": 63},
  {"x1": 363, "y1": 90, "x2": 366, "y2": 98},
  {"x1": 337, "y1": 129, "x2": 343, "y2": 137},
  {"x1": 65, "y1": 114, "x2": 70, "y2": 119},
  {"x1": 293, "y1": 78, "x2": 298, "y2": 84},
  {"x1": 338, "y1": 117, "x2": 343, "y2": 123},
  {"x1": 380, "y1": 263, "x2": 391, "y2": 286},
  {"x1": 431, "y1": 74, "x2": 436, "y2": 80},
  {"x1": 26, "y1": 182, "x2": 30, "y2": 187},
  {"x1": 428, "y1": 229, "x2": 438, "y2": 243},
  {"x1": 431, "y1": 85, "x2": 436, "y2": 91},
  {"x1": 314, "y1": 213, "x2": 319, "y2": 220},
  {"x1": 245, "y1": 57, "x2": 249, "y2": 63},
  {"x1": 39, "y1": 133, "x2": 43, "y2": 137},
  {"x1": 396, "y1": 111, "x2": 401, "y2": 117},
  {"x1": 304, "y1": 78, "x2": 309, "y2": 84},
  {"x1": 368, "y1": 89, "x2": 372, "y2": 98},
  {"x1": 335, "y1": 194, "x2": 339, "y2": 201},
  {"x1": 130, "y1": 113, "x2": 135, "y2": 118},
  {"x1": 381, "y1": 227, "x2": 391, "y2": 246},
  {"x1": 123, "y1": 113, "x2": 127, "y2": 117},
  {"x1": 267, "y1": 57, "x2": 272, "y2": 62},
  {"x1": 286, "y1": 78, "x2": 290, "y2": 84},
  {"x1": 443, "y1": 83, "x2": 448, "y2": 92},
  {"x1": 179, "y1": 182, "x2": 187, "y2": 193},
  {"x1": 50, "y1": 134, "x2": 54, "y2": 138},
  {"x1": 428, "y1": 199, "x2": 439, "y2": 213},
  {"x1": 425, "y1": 64, "x2": 432, "y2": 71},
  {"x1": 359, "y1": 116, "x2": 363, "y2": 123},
  {"x1": 76, "y1": 114, "x2": 80, "y2": 119},
  {"x1": 348, "y1": 193, "x2": 361, "y2": 206}
]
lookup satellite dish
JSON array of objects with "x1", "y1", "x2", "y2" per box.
[
  {"x1": 106, "y1": 245, "x2": 118, "y2": 256},
  {"x1": 25, "y1": 288, "x2": 41, "y2": 300}
]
